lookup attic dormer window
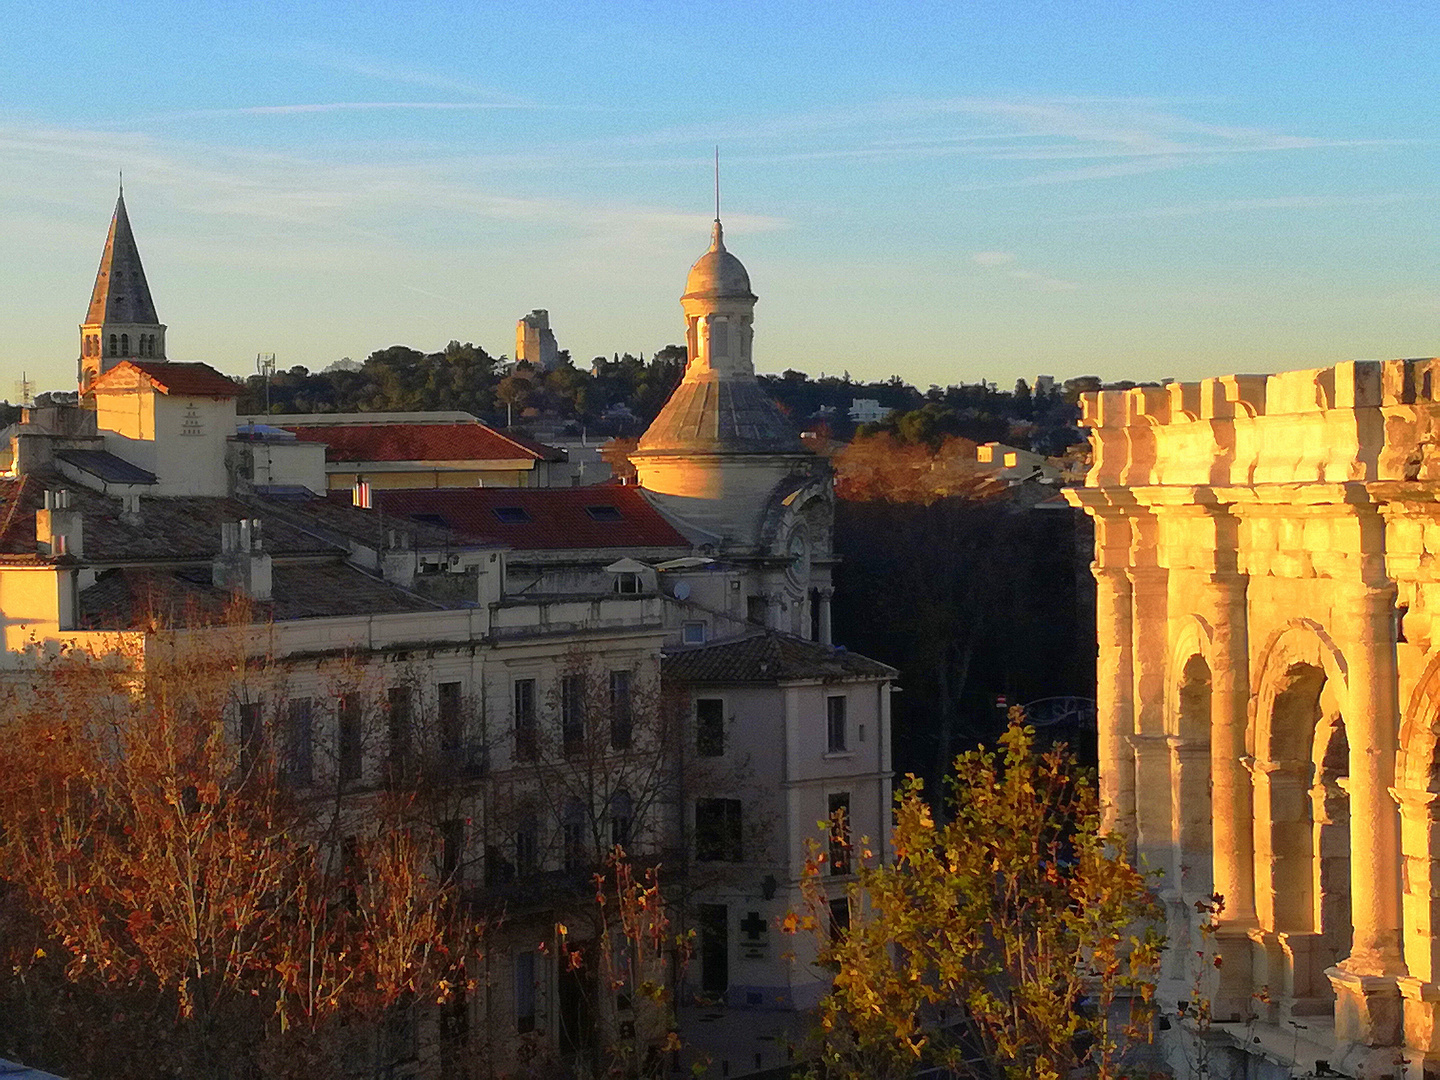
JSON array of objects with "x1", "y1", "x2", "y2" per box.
[
  {"x1": 585, "y1": 505, "x2": 623, "y2": 522},
  {"x1": 613, "y1": 572, "x2": 640, "y2": 595},
  {"x1": 492, "y1": 506, "x2": 530, "y2": 523}
]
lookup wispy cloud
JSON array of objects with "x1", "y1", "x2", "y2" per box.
[
  {"x1": 970, "y1": 251, "x2": 1077, "y2": 291},
  {"x1": 276, "y1": 41, "x2": 530, "y2": 104},
  {"x1": 158, "y1": 102, "x2": 532, "y2": 120},
  {"x1": 1068, "y1": 192, "x2": 1432, "y2": 222}
]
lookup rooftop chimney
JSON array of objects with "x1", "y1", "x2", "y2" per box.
[
  {"x1": 213, "y1": 517, "x2": 272, "y2": 601},
  {"x1": 353, "y1": 477, "x2": 372, "y2": 509},
  {"x1": 37, "y1": 489, "x2": 83, "y2": 558}
]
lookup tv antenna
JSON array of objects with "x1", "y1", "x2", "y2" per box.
[
  {"x1": 13, "y1": 371, "x2": 34, "y2": 409},
  {"x1": 256, "y1": 353, "x2": 276, "y2": 414}
]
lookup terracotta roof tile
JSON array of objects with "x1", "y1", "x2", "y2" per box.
[
  {"x1": 336, "y1": 485, "x2": 691, "y2": 552},
  {"x1": 286, "y1": 423, "x2": 563, "y2": 464},
  {"x1": 662, "y1": 630, "x2": 896, "y2": 684},
  {"x1": 93, "y1": 361, "x2": 240, "y2": 398}
]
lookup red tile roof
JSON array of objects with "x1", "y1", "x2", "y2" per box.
[
  {"x1": 286, "y1": 423, "x2": 562, "y2": 464},
  {"x1": 94, "y1": 361, "x2": 241, "y2": 398},
  {"x1": 338, "y1": 485, "x2": 691, "y2": 552}
]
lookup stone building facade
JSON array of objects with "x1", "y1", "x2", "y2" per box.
[
  {"x1": 3, "y1": 193, "x2": 892, "y2": 1073},
  {"x1": 1067, "y1": 359, "x2": 1440, "y2": 1078}
]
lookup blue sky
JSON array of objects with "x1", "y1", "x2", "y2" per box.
[{"x1": 3, "y1": 0, "x2": 1438, "y2": 395}]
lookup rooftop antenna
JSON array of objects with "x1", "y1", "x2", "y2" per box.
[
  {"x1": 14, "y1": 371, "x2": 34, "y2": 409},
  {"x1": 256, "y1": 352, "x2": 276, "y2": 414}
]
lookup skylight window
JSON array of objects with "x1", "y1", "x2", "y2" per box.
[
  {"x1": 492, "y1": 506, "x2": 530, "y2": 523},
  {"x1": 585, "y1": 505, "x2": 623, "y2": 522}
]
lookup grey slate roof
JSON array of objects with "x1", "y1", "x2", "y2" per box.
[
  {"x1": 55, "y1": 448, "x2": 157, "y2": 485},
  {"x1": 663, "y1": 630, "x2": 896, "y2": 684},
  {"x1": 636, "y1": 377, "x2": 805, "y2": 455},
  {"x1": 79, "y1": 562, "x2": 442, "y2": 627},
  {"x1": 85, "y1": 191, "x2": 160, "y2": 327}
]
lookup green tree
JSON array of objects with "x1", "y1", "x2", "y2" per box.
[{"x1": 792, "y1": 719, "x2": 1163, "y2": 1080}]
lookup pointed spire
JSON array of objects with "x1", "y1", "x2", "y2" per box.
[{"x1": 86, "y1": 187, "x2": 160, "y2": 327}]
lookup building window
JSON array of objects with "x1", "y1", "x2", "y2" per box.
[
  {"x1": 515, "y1": 814, "x2": 538, "y2": 877},
  {"x1": 696, "y1": 698, "x2": 724, "y2": 757},
  {"x1": 827, "y1": 695, "x2": 848, "y2": 753},
  {"x1": 238, "y1": 699, "x2": 263, "y2": 775},
  {"x1": 387, "y1": 685, "x2": 412, "y2": 781},
  {"x1": 695, "y1": 797, "x2": 743, "y2": 862},
  {"x1": 562, "y1": 797, "x2": 586, "y2": 871},
  {"x1": 120, "y1": 333, "x2": 129, "y2": 356},
  {"x1": 108, "y1": 333, "x2": 117, "y2": 356},
  {"x1": 829, "y1": 896, "x2": 851, "y2": 943},
  {"x1": 682, "y1": 621, "x2": 707, "y2": 644},
  {"x1": 561, "y1": 674, "x2": 585, "y2": 755},
  {"x1": 613, "y1": 571, "x2": 640, "y2": 594},
  {"x1": 515, "y1": 951, "x2": 537, "y2": 1033},
  {"x1": 484, "y1": 843, "x2": 514, "y2": 886},
  {"x1": 828, "y1": 792, "x2": 851, "y2": 875},
  {"x1": 492, "y1": 506, "x2": 530, "y2": 523},
  {"x1": 747, "y1": 595, "x2": 768, "y2": 625},
  {"x1": 338, "y1": 693, "x2": 363, "y2": 784},
  {"x1": 283, "y1": 697, "x2": 313, "y2": 787},
  {"x1": 513, "y1": 678, "x2": 536, "y2": 762},
  {"x1": 609, "y1": 670, "x2": 632, "y2": 750},
  {"x1": 611, "y1": 788, "x2": 633, "y2": 852},
  {"x1": 586, "y1": 505, "x2": 623, "y2": 522},
  {"x1": 440, "y1": 819, "x2": 464, "y2": 884},
  {"x1": 438, "y1": 681, "x2": 463, "y2": 761}
]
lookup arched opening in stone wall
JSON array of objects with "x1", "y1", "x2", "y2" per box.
[
  {"x1": 1395, "y1": 655, "x2": 1440, "y2": 990},
  {"x1": 1256, "y1": 661, "x2": 1349, "y2": 1017},
  {"x1": 1167, "y1": 654, "x2": 1213, "y2": 982},
  {"x1": 1311, "y1": 716, "x2": 1352, "y2": 974}
]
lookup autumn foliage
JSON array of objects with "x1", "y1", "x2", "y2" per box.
[
  {"x1": 0, "y1": 624, "x2": 475, "y2": 1078},
  {"x1": 792, "y1": 718, "x2": 1164, "y2": 1080}
]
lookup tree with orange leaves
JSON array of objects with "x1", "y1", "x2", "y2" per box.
[{"x1": 0, "y1": 613, "x2": 478, "y2": 1079}]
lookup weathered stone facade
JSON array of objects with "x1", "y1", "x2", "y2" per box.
[{"x1": 1066, "y1": 359, "x2": 1440, "y2": 1078}]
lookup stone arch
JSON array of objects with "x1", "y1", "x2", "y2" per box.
[
  {"x1": 1161, "y1": 617, "x2": 1215, "y2": 982},
  {"x1": 1249, "y1": 619, "x2": 1351, "y2": 1015},
  {"x1": 1395, "y1": 650, "x2": 1440, "y2": 984}
]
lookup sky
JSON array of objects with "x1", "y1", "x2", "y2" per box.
[{"x1": 2, "y1": 0, "x2": 1438, "y2": 396}]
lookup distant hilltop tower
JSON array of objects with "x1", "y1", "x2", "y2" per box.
[
  {"x1": 79, "y1": 187, "x2": 167, "y2": 392},
  {"x1": 516, "y1": 309, "x2": 559, "y2": 372}
]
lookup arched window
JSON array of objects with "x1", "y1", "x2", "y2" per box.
[
  {"x1": 120, "y1": 334, "x2": 129, "y2": 356},
  {"x1": 109, "y1": 334, "x2": 118, "y2": 356}
]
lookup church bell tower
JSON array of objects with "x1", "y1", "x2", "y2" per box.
[{"x1": 79, "y1": 188, "x2": 167, "y2": 392}]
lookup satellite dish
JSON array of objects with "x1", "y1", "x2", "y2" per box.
[{"x1": 673, "y1": 581, "x2": 691, "y2": 600}]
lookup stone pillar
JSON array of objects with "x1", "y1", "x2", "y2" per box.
[
  {"x1": 1207, "y1": 572, "x2": 1258, "y2": 1019},
  {"x1": 1128, "y1": 566, "x2": 1170, "y2": 873},
  {"x1": 818, "y1": 586, "x2": 834, "y2": 646},
  {"x1": 1328, "y1": 582, "x2": 1404, "y2": 1048},
  {"x1": 1092, "y1": 565, "x2": 1135, "y2": 842},
  {"x1": 1164, "y1": 735, "x2": 1213, "y2": 986},
  {"x1": 1394, "y1": 789, "x2": 1440, "y2": 1065}
]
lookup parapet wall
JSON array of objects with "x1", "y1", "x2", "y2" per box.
[{"x1": 1079, "y1": 358, "x2": 1440, "y2": 489}]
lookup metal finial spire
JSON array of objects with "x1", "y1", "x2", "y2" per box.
[
  {"x1": 118, "y1": 170, "x2": 124, "y2": 197},
  {"x1": 714, "y1": 146, "x2": 720, "y2": 221}
]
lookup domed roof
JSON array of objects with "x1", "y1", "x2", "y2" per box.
[
  {"x1": 636, "y1": 376, "x2": 804, "y2": 455},
  {"x1": 683, "y1": 220, "x2": 754, "y2": 301}
]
